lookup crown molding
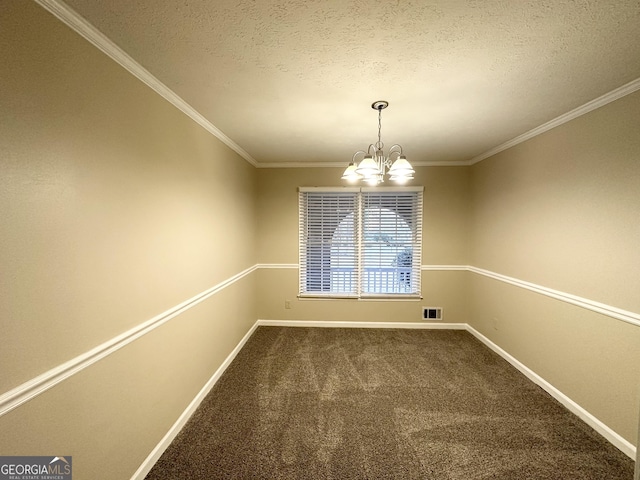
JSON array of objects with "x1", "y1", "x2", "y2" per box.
[
  {"x1": 468, "y1": 77, "x2": 640, "y2": 165},
  {"x1": 253, "y1": 76, "x2": 640, "y2": 169},
  {"x1": 256, "y1": 160, "x2": 470, "y2": 169},
  {"x1": 34, "y1": 0, "x2": 259, "y2": 167},
  {"x1": 412, "y1": 161, "x2": 471, "y2": 167},
  {"x1": 34, "y1": 0, "x2": 640, "y2": 170},
  {"x1": 256, "y1": 162, "x2": 347, "y2": 169}
]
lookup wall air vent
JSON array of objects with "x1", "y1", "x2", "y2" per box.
[{"x1": 422, "y1": 307, "x2": 443, "y2": 321}]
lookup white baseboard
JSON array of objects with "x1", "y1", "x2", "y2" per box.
[
  {"x1": 132, "y1": 320, "x2": 636, "y2": 479},
  {"x1": 130, "y1": 322, "x2": 261, "y2": 480},
  {"x1": 256, "y1": 319, "x2": 467, "y2": 329},
  {"x1": 466, "y1": 325, "x2": 636, "y2": 460}
]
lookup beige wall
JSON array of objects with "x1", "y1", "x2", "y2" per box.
[
  {"x1": 469, "y1": 91, "x2": 640, "y2": 444},
  {"x1": 470, "y1": 91, "x2": 640, "y2": 311},
  {"x1": 2, "y1": 1, "x2": 638, "y2": 477},
  {"x1": 0, "y1": 2, "x2": 257, "y2": 478},
  {"x1": 255, "y1": 167, "x2": 471, "y2": 323}
]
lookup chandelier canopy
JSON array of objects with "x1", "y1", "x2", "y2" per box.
[{"x1": 342, "y1": 100, "x2": 415, "y2": 185}]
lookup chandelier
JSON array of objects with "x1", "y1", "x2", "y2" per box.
[{"x1": 341, "y1": 100, "x2": 415, "y2": 185}]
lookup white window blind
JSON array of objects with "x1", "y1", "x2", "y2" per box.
[{"x1": 299, "y1": 187, "x2": 423, "y2": 298}]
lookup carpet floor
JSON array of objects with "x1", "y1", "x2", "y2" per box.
[{"x1": 145, "y1": 327, "x2": 634, "y2": 479}]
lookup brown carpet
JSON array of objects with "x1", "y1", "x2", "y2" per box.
[{"x1": 145, "y1": 327, "x2": 634, "y2": 479}]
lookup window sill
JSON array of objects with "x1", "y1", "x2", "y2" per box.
[{"x1": 298, "y1": 294, "x2": 423, "y2": 301}]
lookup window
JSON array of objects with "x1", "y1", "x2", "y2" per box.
[{"x1": 298, "y1": 187, "x2": 423, "y2": 298}]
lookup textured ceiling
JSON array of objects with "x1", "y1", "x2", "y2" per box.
[{"x1": 59, "y1": 0, "x2": 640, "y2": 166}]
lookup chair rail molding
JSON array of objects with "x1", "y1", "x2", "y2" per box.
[{"x1": 0, "y1": 265, "x2": 258, "y2": 418}]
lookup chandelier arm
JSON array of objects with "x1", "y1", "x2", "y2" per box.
[
  {"x1": 388, "y1": 152, "x2": 401, "y2": 162},
  {"x1": 351, "y1": 150, "x2": 367, "y2": 162},
  {"x1": 388, "y1": 144, "x2": 403, "y2": 155}
]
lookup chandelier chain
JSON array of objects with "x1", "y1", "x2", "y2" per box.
[{"x1": 377, "y1": 107, "x2": 383, "y2": 149}]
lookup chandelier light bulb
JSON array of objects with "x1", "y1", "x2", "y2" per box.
[
  {"x1": 341, "y1": 162, "x2": 361, "y2": 182},
  {"x1": 366, "y1": 175, "x2": 381, "y2": 186},
  {"x1": 388, "y1": 156, "x2": 415, "y2": 177},
  {"x1": 355, "y1": 155, "x2": 380, "y2": 178}
]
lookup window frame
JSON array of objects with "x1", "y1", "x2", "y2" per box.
[{"x1": 298, "y1": 186, "x2": 423, "y2": 300}]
